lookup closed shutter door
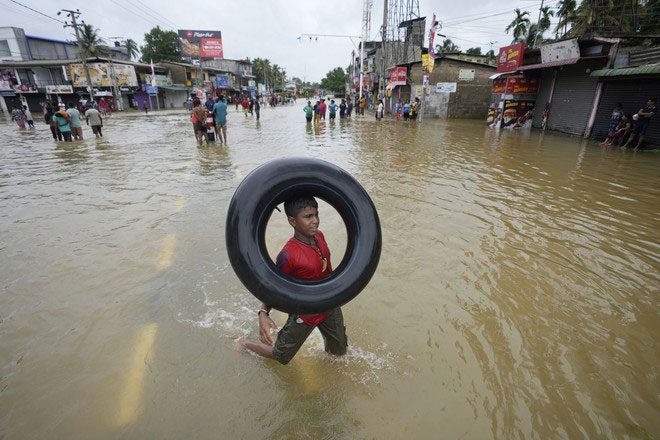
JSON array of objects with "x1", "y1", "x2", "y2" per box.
[
  {"x1": 532, "y1": 70, "x2": 554, "y2": 128},
  {"x1": 591, "y1": 79, "x2": 660, "y2": 147},
  {"x1": 547, "y1": 61, "x2": 602, "y2": 135}
]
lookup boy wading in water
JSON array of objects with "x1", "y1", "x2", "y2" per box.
[{"x1": 238, "y1": 196, "x2": 348, "y2": 365}]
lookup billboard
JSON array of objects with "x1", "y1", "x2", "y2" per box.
[
  {"x1": 541, "y1": 38, "x2": 579, "y2": 64},
  {"x1": 387, "y1": 66, "x2": 407, "y2": 87},
  {"x1": 68, "y1": 63, "x2": 138, "y2": 87},
  {"x1": 501, "y1": 100, "x2": 535, "y2": 129},
  {"x1": 178, "y1": 30, "x2": 223, "y2": 59},
  {"x1": 497, "y1": 43, "x2": 525, "y2": 73}
]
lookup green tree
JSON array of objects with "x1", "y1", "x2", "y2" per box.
[
  {"x1": 465, "y1": 47, "x2": 482, "y2": 55},
  {"x1": 320, "y1": 67, "x2": 347, "y2": 94},
  {"x1": 124, "y1": 38, "x2": 140, "y2": 61},
  {"x1": 639, "y1": 0, "x2": 660, "y2": 33},
  {"x1": 140, "y1": 26, "x2": 180, "y2": 62},
  {"x1": 436, "y1": 38, "x2": 460, "y2": 53},
  {"x1": 555, "y1": 0, "x2": 577, "y2": 37},
  {"x1": 538, "y1": 6, "x2": 555, "y2": 34},
  {"x1": 79, "y1": 24, "x2": 108, "y2": 58},
  {"x1": 505, "y1": 8, "x2": 531, "y2": 43}
]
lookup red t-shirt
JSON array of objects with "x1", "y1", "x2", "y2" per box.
[
  {"x1": 319, "y1": 102, "x2": 327, "y2": 115},
  {"x1": 276, "y1": 231, "x2": 332, "y2": 325}
]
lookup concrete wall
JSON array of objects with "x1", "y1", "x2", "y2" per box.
[
  {"x1": 410, "y1": 57, "x2": 496, "y2": 119},
  {"x1": 0, "y1": 27, "x2": 29, "y2": 61}
]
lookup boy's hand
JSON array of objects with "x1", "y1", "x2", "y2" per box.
[{"x1": 258, "y1": 314, "x2": 277, "y2": 346}]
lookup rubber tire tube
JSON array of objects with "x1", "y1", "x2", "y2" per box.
[{"x1": 225, "y1": 157, "x2": 381, "y2": 314}]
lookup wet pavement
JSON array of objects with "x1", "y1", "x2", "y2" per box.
[{"x1": 0, "y1": 104, "x2": 658, "y2": 439}]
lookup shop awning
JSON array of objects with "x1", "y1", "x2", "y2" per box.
[
  {"x1": 590, "y1": 64, "x2": 660, "y2": 78},
  {"x1": 159, "y1": 85, "x2": 191, "y2": 91},
  {"x1": 517, "y1": 57, "x2": 580, "y2": 71}
]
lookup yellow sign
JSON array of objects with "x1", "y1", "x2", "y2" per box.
[{"x1": 422, "y1": 54, "x2": 435, "y2": 73}]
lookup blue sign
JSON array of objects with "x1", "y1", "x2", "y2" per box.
[
  {"x1": 0, "y1": 90, "x2": 16, "y2": 97},
  {"x1": 216, "y1": 75, "x2": 229, "y2": 89},
  {"x1": 146, "y1": 85, "x2": 158, "y2": 94}
]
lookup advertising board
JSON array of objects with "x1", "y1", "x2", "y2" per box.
[
  {"x1": 178, "y1": 30, "x2": 223, "y2": 59},
  {"x1": 69, "y1": 63, "x2": 138, "y2": 87},
  {"x1": 387, "y1": 66, "x2": 407, "y2": 87},
  {"x1": 541, "y1": 39, "x2": 580, "y2": 64},
  {"x1": 497, "y1": 43, "x2": 525, "y2": 73}
]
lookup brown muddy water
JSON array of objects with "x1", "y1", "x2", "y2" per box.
[{"x1": 0, "y1": 105, "x2": 658, "y2": 439}]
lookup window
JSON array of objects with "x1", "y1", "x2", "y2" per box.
[{"x1": 0, "y1": 40, "x2": 11, "y2": 57}]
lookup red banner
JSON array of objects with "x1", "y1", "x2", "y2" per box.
[
  {"x1": 492, "y1": 76, "x2": 539, "y2": 94},
  {"x1": 497, "y1": 43, "x2": 525, "y2": 73},
  {"x1": 387, "y1": 67, "x2": 407, "y2": 86},
  {"x1": 200, "y1": 38, "x2": 224, "y2": 58}
]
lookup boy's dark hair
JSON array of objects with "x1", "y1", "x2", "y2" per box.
[
  {"x1": 649, "y1": 97, "x2": 656, "y2": 103},
  {"x1": 68, "y1": 102, "x2": 75, "y2": 108},
  {"x1": 284, "y1": 196, "x2": 318, "y2": 218}
]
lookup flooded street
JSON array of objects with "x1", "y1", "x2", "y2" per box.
[{"x1": 1, "y1": 105, "x2": 658, "y2": 439}]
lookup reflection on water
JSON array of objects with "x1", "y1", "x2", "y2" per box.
[{"x1": 0, "y1": 107, "x2": 658, "y2": 439}]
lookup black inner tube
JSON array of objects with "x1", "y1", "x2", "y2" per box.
[{"x1": 226, "y1": 158, "x2": 381, "y2": 314}]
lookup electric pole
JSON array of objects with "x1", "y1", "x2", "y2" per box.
[
  {"x1": 60, "y1": 9, "x2": 94, "y2": 101},
  {"x1": 532, "y1": 0, "x2": 544, "y2": 47},
  {"x1": 380, "y1": 0, "x2": 388, "y2": 103}
]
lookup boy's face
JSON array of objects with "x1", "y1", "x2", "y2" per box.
[{"x1": 288, "y1": 206, "x2": 320, "y2": 238}]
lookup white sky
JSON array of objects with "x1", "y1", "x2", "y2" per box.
[{"x1": 1, "y1": 0, "x2": 562, "y2": 81}]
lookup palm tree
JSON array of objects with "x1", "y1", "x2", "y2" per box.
[
  {"x1": 79, "y1": 24, "x2": 108, "y2": 58},
  {"x1": 555, "y1": 0, "x2": 577, "y2": 37},
  {"x1": 435, "y1": 38, "x2": 459, "y2": 54},
  {"x1": 538, "y1": 6, "x2": 555, "y2": 34},
  {"x1": 525, "y1": 23, "x2": 541, "y2": 46},
  {"x1": 124, "y1": 39, "x2": 139, "y2": 61},
  {"x1": 505, "y1": 9, "x2": 531, "y2": 43}
]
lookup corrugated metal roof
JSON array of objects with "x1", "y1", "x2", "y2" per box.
[
  {"x1": 591, "y1": 64, "x2": 660, "y2": 77},
  {"x1": 517, "y1": 57, "x2": 580, "y2": 71}
]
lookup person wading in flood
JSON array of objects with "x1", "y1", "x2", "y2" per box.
[
  {"x1": 303, "y1": 101, "x2": 313, "y2": 123},
  {"x1": 238, "y1": 196, "x2": 348, "y2": 365},
  {"x1": 191, "y1": 98, "x2": 209, "y2": 146},
  {"x1": 212, "y1": 95, "x2": 228, "y2": 145}
]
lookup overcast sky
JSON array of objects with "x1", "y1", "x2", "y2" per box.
[{"x1": 2, "y1": 0, "x2": 561, "y2": 81}]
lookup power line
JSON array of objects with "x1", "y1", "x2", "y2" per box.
[
  {"x1": 132, "y1": 0, "x2": 180, "y2": 29},
  {"x1": 8, "y1": 0, "x2": 64, "y2": 23},
  {"x1": 108, "y1": 0, "x2": 176, "y2": 31}
]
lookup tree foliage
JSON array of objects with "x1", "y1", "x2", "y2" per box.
[
  {"x1": 79, "y1": 24, "x2": 108, "y2": 58},
  {"x1": 124, "y1": 39, "x2": 140, "y2": 61},
  {"x1": 320, "y1": 67, "x2": 347, "y2": 94},
  {"x1": 252, "y1": 57, "x2": 287, "y2": 91},
  {"x1": 140, "y1": 26, "x2": 180, "y2": 63},
  {"x1": 436, "y1": 39, "x2": 460, "y2": 54},
  {"x1": 465, "y1": 47, "x2": 482, "y2": 55},
  {"x1": 505, "y1": 9, "x2": 531, "y2": 43}
]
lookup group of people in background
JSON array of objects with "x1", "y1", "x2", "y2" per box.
[
  {"x1": 11, "y1": 100, "x2": 104, "y2": 141},
  {"x1": 600, "y1": 98, "x2": 656, "y2": 150},
  {"x1": 303, "y1": 96, "x2": 421, "y2": 124}
]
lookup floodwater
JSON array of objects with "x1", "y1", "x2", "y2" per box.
[{"x1": 0, "y1": 105, "x2": 658, "y2": 439}]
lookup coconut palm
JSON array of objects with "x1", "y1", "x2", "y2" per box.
[
  {"x1": 538, "y1": 6, "x2": 555, "y2": 34},
  {"x1": 564, "y1": 0, "x2": 623, "y2": 37},
  {"x1": 554, "y1": 0, "x2": 577, "y2": 37},
  {"x1": 79, "y1": 24, "x2": 108, "y2": 58},
  {"x1": 505, "y1": 9, "x2": 531, "y2": 43},
  {"x1": 124, "y1": 38, "x2": 139, "y2": 61},
  {"x1": 525, "y1": 23, "x2": 542, "y2": 46}
]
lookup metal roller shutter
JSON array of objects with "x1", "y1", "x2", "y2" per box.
[
  {"x1": 591, "y1": 79, "x2": 660, "y2": 147},
  {"x1": 547, "y1": 60, "x2": 602, "y2": 135},
  {"x1": 532, "y1": 70, "x2": 554, "y2": 128}
]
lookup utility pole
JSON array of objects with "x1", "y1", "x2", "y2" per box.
[
  {"x1": 107, "y1": 37, "x2": 127, "y2": 111},
  {"x1": 532, "y1": 0, "x2": 544, "y2": 47},
  {"x1": 360, "y1": 0, "x2": 373, "y2": 101},
  {"x1": 60, "y1": 9, "x2": 94, "y2": 101},
  {"x1": 380, "y1": 0, "x2": 388, "y2": 104}
]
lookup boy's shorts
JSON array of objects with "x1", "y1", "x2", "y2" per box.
[
  {"x1": 91, "y1": 125, "x2": 102, "y2": 134},
  {"x1": 272, "y1": 307, "x2": 347, "y2": 365}
]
